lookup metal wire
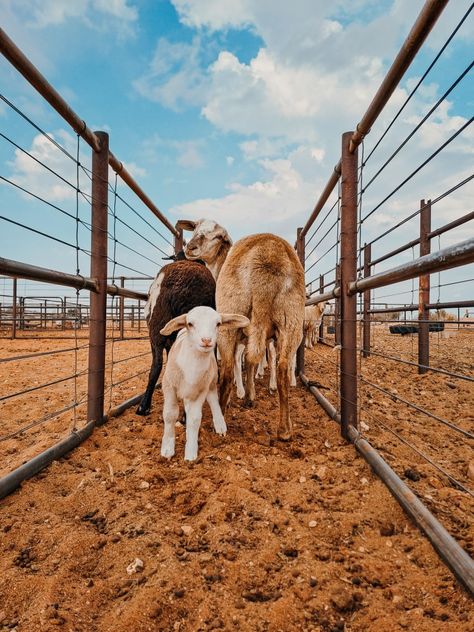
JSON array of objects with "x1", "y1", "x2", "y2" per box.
[
  {"x1": 367, "y1": 413, "x2": 473, "y2": 497},
  {"x1": 363, "y1": 348, "x2": 474, "y2": 383},
  {"x1": 362, "y1": 118, "x2": 473, "y2": 223},
  {"x1": 0, "y1": 397, "x2": 88, "y2": 443},
  {"x1": 0, "y1": 369, "x2": 88, "y2": 403},
  {"x1": 362, "y1": 61, "x2": 473, "y2": 192},
  {"x1": 359, "y1": 376, "x2": 474, "y2": 439},
  {"x1": 363, "y1": 2, "x2": 474, "y2": 165},
  {"x1": 367, "y1": 173, "x2": 474, "y2": 247},
  {"x1": 305, "y1": 197, "x2": 340, "y2": 248},
  {"x1": 0, "y1": 344, "x2": 88, "y2": 364}
]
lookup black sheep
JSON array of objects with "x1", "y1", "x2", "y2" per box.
[{"x1": 136, "y1": 260, "x2": 216, "y2": 415}]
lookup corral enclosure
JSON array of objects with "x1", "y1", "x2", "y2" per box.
[{"x1": 1, "y1": 2, "x2": 474, "y2": 631}]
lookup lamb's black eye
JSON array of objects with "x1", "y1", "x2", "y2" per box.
[{"x1": 188, "y1": 322, "x2": 194, "y2": 328}]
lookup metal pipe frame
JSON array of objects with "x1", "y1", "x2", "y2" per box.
[
  {"x1": 368, "y1": 209, "x2": 473, "y2": 268},
  {"x1": 339, "y1": 132, "x2": 358, "y2": 439},
  {"x1": 300, "y1": 0, "x2": 448, "y2": 239},
  {"x1": 300, "y1": 372, "x2": 474, "y2": 594},
  {"x1": 0, "y1": 28, "x2": 178, "y2": 238},
  {"x1": 418, "y1": 199, "x2": 431, "y2": 374},
  {"x1": 350, "y1": 238, "x2": 474, "y2": 295},
  {"x1": 349, "y1": 0, "x2": 449, "y2": 151},
  {"x1": 296, "y1": 227, "x2": 306, "y2": 375},
  {"x1": 362, "y1": 244, "x2": 371, "y2": 357},
  {"x1": 305, "y1": 286, "x2": 340, "y2": 306},
  {"x1": 0, "y1": 257, "x2": 147, "y2": 302},
  {"x1": 86, "y1": 132, "x2": 109, "y2": 426}
]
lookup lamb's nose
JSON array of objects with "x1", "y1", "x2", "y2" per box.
[{"x1": 201, "y1": 337, "x2": 212, "y2": 346}]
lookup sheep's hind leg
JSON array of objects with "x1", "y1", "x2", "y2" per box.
[
  {"x1": 268, "y1": 340, "x2": 277, "y2": 394},
  {"x1": 137, "y1": 342, "x2": 164, "y2": 415},
  {"x1": 207, "y1": 386, "x2": 227, "y2": 435},
  {"x1": 234, "y1": 343, "x2": 245, "y2": 399},
  {"x1": 184, "y1": 397, "x2": 204, "y2": 461},
  {"x1": 161, "y1": 390, "x2": 179, "y2": 458},
  {"x1": 243, "y1": 361, "x2": 256, "y2": 408}
]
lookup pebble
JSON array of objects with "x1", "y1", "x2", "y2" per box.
[
  {"x1": 360, "y1": 477, "x2": 369, "y2": 485},
  {"x1": 315, "y1": 465, "x2": 327, "y2": 479},
  {"x1": 139, "y1": 481, "x2": 150, "y2": 490},
  {"x1": 126, "y1": 558, "x2": 144, "y2": 574},
  {"x1": 308, "y1": 520, "x2": 317, "y2": 528},
  {"x1": 360, "y1": 421, "x2": 370, "y2": 432},
  {"x1": 299, "y1": 476, "x2": 306, "y2": 483},
  {"x1": 181, "y1": 525, "x2": 193, "y2": 536}
]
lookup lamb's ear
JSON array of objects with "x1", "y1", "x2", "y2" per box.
[
  {"x1": 220, "y1": 314, "x2": 250, "y2": 329},
  {"x1": 160, "y1": 314, "x2": 188, "y2": 336},
  {"x1": 176, "y1": 219, "x2": 197, "y2": 232}
]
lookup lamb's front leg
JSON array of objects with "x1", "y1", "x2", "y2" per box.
[
  {"x1": 183, "y1": 397, "x2": 204, "y2": 461},
  {"x1": 206, "y1": 385, "x2": 227, "y2": 435},
  {"x1": 161, "y1": 389, "x2": 179, "y2": 458}
]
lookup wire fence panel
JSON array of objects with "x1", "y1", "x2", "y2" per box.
[{"x1": 0, "y1": 55, "x2": 176, "y2": 486}]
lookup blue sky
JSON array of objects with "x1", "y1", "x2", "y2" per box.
[{"x1": 0, "y1": 0, "x2": 473, "y2": 304}]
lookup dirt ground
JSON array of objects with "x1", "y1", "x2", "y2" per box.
[{"x1": 0, "y1": 327, "x2": 473, "y2": 631}]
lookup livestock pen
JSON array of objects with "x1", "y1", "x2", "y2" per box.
[{"x1": 0, "y1": 1, "x2": 473, "y2": 630}]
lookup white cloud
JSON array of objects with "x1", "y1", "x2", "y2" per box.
[
  {"x1": 133, "y1": 37, "x2": 209, "y2": 110},
  {"x1": 6, "y1": 131, "x2": 147, "y2": 203},
  {"x1": 19, "y1": 0, "x2": 138, "y2": 30},
  {"x1": 226, "y1": 156, "x2": 234, "y2": 166}
]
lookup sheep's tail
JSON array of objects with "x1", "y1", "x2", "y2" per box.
[{"x1": 246, "y1": 324, "x2": 268, "y2": 366}]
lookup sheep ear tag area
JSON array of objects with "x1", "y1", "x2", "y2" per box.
[{"x1": 160, "y1": 314, "x2": 188, "y2": 336}]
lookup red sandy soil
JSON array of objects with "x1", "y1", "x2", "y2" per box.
[{"x1": 0, "y1": 326, "x2": 472, "y2": 631}]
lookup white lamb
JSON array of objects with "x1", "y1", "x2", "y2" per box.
[{"x1": 159, "y1": 306, "x2": 249, "y2": 461}]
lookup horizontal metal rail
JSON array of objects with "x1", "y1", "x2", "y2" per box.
[
  {"x1": 367, "y1": 299, "x2": 474, "y2": 314},
  {"x1": 306, "y1": 287, "x2": 340, "y2": 306},
  {"x1": 0, "y1": 28, "x2": 178, "y2": 238},
  {"x1": 0, "y1": 257, "x2": 148, "y2": 301},
  {"x1": 349, "y1": 0, "x2": 449, "y2": 151},
  {"x1": 369, "y1": 210, "x2": 474, "y2": 268},
  {"x1": 350, "y1": 239, "x2": 474, "y2": 295},
  {"x1": 300, "y1": 372, "x2": 474, "y2": 595},
  {"x1": 0, "y1": 421, "x2": 94, "y2": 498}
]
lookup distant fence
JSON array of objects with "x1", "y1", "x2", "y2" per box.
[
  {"x1": 295, "y1": 1, "x2": 474, "y2": 593},
  {"x1": 0, "y1": 29, "x2": 182, "y2": 497}
]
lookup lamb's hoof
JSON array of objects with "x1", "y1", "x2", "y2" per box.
[
  {"x1": 236, "y1": 390, "x2": 245, "y2": 399},
  {"x1": 243, "y1": 399, "x2": 254, "y2": 409},
  {"x1": 136, "y1": 405, "x2": 151, "y2": 416},
  {"x1": 269, "y1": 388, "x2": 277, "y2": 396},
  {"x1": 161, "y1": 445, "x2": 175, "y2": 459},
  {"x1": 214, "y1": 422, "x2": 227, "y2": 436},
  {"x1": 277, "y1": 431, "x2": 292, "y2": 442}
]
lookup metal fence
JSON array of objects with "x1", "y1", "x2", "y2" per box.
[
  {"x1": 295, "y1": 1, "x2": 473, "y2": 593},
  {"x1": 0, "y1": 28, "x2": 182, "y2": 498},
  {"x1": 0, "y1": 0, "x2": 473, "y2": 595}
]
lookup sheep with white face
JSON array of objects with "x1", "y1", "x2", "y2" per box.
[{"x1": 160, "y1": 306, "x2": 249, "y2": 461}]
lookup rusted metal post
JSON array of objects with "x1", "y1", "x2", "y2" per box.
[
  {"x1": 11, "y1": 277, "x2": 17, "y2": 339},
  {"x1": 174, "y1": 226, "x2": 184, "y2": 254},
  {"x1": 340, "y1": 131, "x2": 359, "y2": 440},
  {"x1": 362, "y1": 243, "x2": 372, "y2": 357},
  {"x1": 131, "y1": 304, "x2": 135, "y2": 329},
  {"x1": 87, "y1": 132, "x2": 109, "y2": 425},
  {"x1": 138, "y1": 300, "x2": 141, "y2": 333},
  {"x1": 334, "y1": 264, "x2": 341, "y2": 344},
  {"x1": 119, "y1": 276, "x2": 125, "y2": 340},
  {"x1": 296, "y1": 227, "x2": 305, "y2": 375},
  {"x1": 418, "y1": 199, "x2": 431, "y2": 374},
  {"x1": 318, "y1": 274, "x2": 324, "y2": 343}
]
